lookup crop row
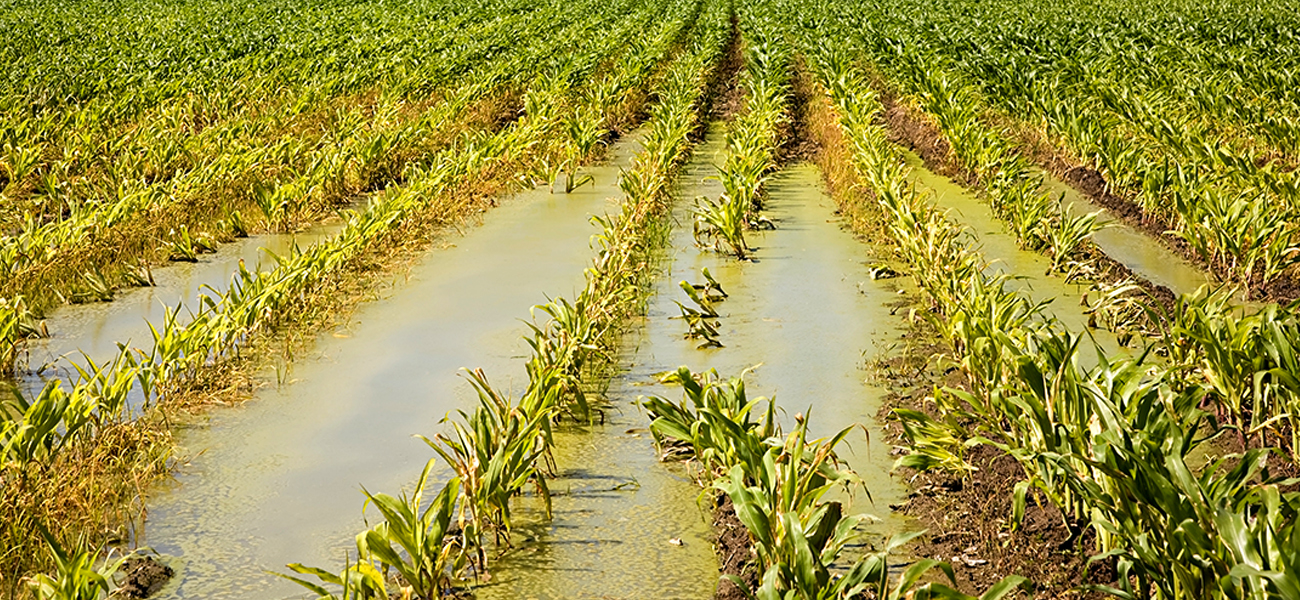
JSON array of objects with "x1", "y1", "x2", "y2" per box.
[
  {"x1": 0, "y1": 0, "x2": 665, "y2": 328},
  {"x1": 274, "y1": 2, "x2": 731, "y2": 597},
  {"x1": 808, "y1": 32, "x2": 1300, "y2": 599},
  {"x1": 2, "y1": 0, "x2": 703, "y2": 589},
  {"x1": 638, "y1": 7, "x2": 1030, "y2": 596},
  {"x1": 0, "y1": 0, "x2": 677, "y2": 375},
  {"x1": 811, "y1": 0, "x2": 1300, "y2": 297}
]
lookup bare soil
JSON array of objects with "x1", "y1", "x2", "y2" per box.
[
  {"x1": 878, "y1": 360, "x2": 1115, "y2": 598},
  {"x1": 712, "y1": 494, "x2": 756, "y2": 600}
]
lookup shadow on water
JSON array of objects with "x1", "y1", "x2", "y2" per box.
[{"x1": 141, "y1": 133, "x2": 652, "y2": 600}]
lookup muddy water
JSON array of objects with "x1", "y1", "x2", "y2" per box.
[
  {"x1": 609, "y1": 132, "x2": 915, "y2": 546},
  {"x1": 472, "y1": 405, "x2": 720, "y2": 600},
  {"x1": 1040, "y1": 172, "x2": 1213, "y2": 296},
  {"x1": 140, "y1": 133, "x2": 710, "y2": 600},
  {"x1": 20, "y1": 222, "x2": 339, "y2": 398}
]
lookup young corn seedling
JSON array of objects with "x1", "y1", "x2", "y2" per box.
[
  {"x1": 224, "y1": 210, "x2": 250, "y2": 238},
  {"x1": 64, "y1": 268, "x2": 114, "y2": 304},
  {"x1": 421, "y1": 369, "x2": 552, "y2": 570},
  {"x1": 693, "y1": 194, "x2": 750, "y2": 259},
  {"x1": 1, "y1": 144, "x2": 43, "y2": 194},
  {"x1": 164, "y1": 226, "x2": 214, "y2": 263},
  {"x1": 1, "y1": 295, "x2": 47, "y2": 372},
  {"x1": 679, "y1": 280, "x2": 721, "y2": 317},
  {"x1": 280, "y1": 461, "x2": 464, "y2": 600},
  {"x1": 676, "y1": 303, "x2": 724, "y2": 349},
  {"x1": 24, "y1": 527, "x2": 134, "y2": 600},
  {"x1": 697, "y1": 267, "x2": 728, "y2": 299},
  {"x1": 642, "y1": 366, "x2": 777, "y2": 476}
]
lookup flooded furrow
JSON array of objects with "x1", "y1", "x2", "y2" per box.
[
  {"x1": 19, "y1": 222, "x2": 341, "y2": 398},
  {"x1": 472, "y1": 404, "x2": 720, "y2": 600},
  {"x1": 470, "y1": 129, "x2": 735, "y2": 600},
  {"x1": 1040, "y1": 171, "x2": 1213, "y2": 296},
  {"x1": 902, "y1": 151, "x2": 1122, "y2": 352},
  {"x1": 141, "y1": 134, "x2": 647, "y2": 600},
  {"x1": 620, "y1": 138, "x2": 914, "y2": 542}
]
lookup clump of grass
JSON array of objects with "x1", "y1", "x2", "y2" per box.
[{"x1": 0, "y1": 419, "x2": 172, "y2": 597}]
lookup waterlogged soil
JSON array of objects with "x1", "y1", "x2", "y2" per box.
[
  {"x1": 139, "y1": 134, "x2": 671, "y2": 600},
  {"x1": 900, "y1": 150, "x2": 1127, "y2": 360},
  {"x1": 1039, "y1": 174, "x2": 1212, "y2": 297},
  {"x1": 874, "y1": 337, "x2": 1116, "y2": 598},
  {"x1": 880, "y1": 92, "x2": 1213, "y2": 304},
  {"x1": 471, "y1": 127, "x2": 738, "y2": 600}
]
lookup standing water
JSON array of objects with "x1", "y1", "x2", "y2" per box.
[
  {"x1": 609, "y1": 127, "x2": 915, "y2": 543},
  {"x1": 19, "y1": 221, "x2": 341, "y2": 400},
  {"x1": 140, "y1": 133, "x2": 701, "y2": 599}
]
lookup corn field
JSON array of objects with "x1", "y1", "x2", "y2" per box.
[{"x1": 2, "y1": 0, "x2": 1299, "y2": 598}]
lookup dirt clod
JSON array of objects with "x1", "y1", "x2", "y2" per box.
[
  {"x1": 117, "y1": 555, "x2": 174, "y2": 599},
  {"x1": 712, "y1": 495, "x2": 756, "y2": 600}
]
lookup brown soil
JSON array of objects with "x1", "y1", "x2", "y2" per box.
[
  {"x1": 117, "y1": 555, "x2": 174, "y2": 599},
  {"x1": 704, "y1": 13, "x2": 745, "y2": 123},
  {"x1": 711, "y1": 494, "x2": 756, "y2": 600},
  {"x1": 875, "y1": 322, "x2": 1120, "y2": 599},
  {"x1": 778, "y1": 58, "x2": 823, "y2": 165},
  {"x1": 873, "y1": 337, "x2": 1118, "y2": 599}
]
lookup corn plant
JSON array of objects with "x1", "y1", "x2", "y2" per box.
[
  {"x1": 0, "y1": 295, "x2": 46, "y2": 372},
  {"x1": 694, "y1": 194, "x2": 750, "y2": 259},
  {"x1": 281, "y1": 461, "x2": 462, "y2": 600},
  {"x1": 422, "y1": 370, "x2": 551, "y2": 569},
  {"x1": 24, "y1": 527, "x2": 132, "y2": 600},
  {"x1": 277, "y1": 557, "x2": 390, "y2": 600},
  {"x1": 804, "y1": 36, "x2": 1300, "y2": 600},
  {"x1": 679, "y1": 279, "x2": 722, "y2": 317},
  {"x1": 1045, "y1": 206, "x2": 1108, "y2": 275}
]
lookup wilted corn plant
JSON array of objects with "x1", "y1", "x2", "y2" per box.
[{"x1": 0, "y1": 295, "x2": 47, "y2": 373}]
